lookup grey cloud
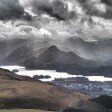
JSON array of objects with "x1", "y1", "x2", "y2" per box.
[
  {"x1": 78, "y1": 0, "x2": 112, "y2": 19},
  {"x1": 32, "y1": 0, "x2": 77, "y2": 21},
  {"x1": 0, "y1": 0, "x2": 32, "y2": 20},
  {"x1": 101, "y1": 0, "x2": 112, "y2": 6}
]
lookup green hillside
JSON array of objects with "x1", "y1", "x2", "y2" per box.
[{"x1": 0, "y1": 109, "x2": 52, "y2": 112}]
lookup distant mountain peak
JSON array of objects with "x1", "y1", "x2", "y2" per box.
[{"x1": 47, "y1": 45, "x2": 60, "y2": 52}]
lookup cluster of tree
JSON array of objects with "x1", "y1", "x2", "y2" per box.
[{"x1": 33, "y1": 75, "x2": 51, "y2": 80}]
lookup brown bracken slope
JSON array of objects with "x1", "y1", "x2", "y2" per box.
[{"x1": 0, "y1": 68, "x2": 89, "y2": 110}]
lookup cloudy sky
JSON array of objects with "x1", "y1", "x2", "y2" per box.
[{"x1": 0, "y1": 0, "x2": 112, "y2": 41}]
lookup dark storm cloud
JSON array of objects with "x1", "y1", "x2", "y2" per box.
[
  {"x1": 101, "y1": 0, "x2": 112, "y2": 6},
  {"x1": 32, "y1": 0, "x2": 76, "y2": 21},
  {"x1": 78, "y1": 0, "x2": 112, "y2": 19},
  {"x1": 0, "y1": 0, "x2": 31, "y2": 20}
]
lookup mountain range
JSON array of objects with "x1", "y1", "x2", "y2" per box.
[
  {"x1": 1, "y1": 38, "x2": 112, "y2": 77},
  {"x1": 61, "y1": 37, "x2": 112, "y2": 61}
]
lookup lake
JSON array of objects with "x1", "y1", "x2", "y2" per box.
[{"x1": 1, "y1": 65, "x2": 112, "y2": 82}]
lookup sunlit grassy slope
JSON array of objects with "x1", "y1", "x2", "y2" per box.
[
  {"x1": 0, "y1": 109, "x2": 53, "y2": 112},
  {"x1": 0, "y1": 68, "x2": 89, "y2": 110}
]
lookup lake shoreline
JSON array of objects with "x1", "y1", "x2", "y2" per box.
[{"x1": 0, "y1": 65, "x2": 112, "y2": 82}]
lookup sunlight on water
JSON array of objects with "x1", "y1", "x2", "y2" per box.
[
  {"x1": 0, "y1": 65, "x2": 25, "y2": 71},
  {"x1": 87, "y1": 76, "x2": 112, "y2": 82},
  {"x1": 18, "y1": 70, "x2": 81, "y2": 81},
  {"x1": 1, "y1": 65, "x2": 112, "y2": 82}
]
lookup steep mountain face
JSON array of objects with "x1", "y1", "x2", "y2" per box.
[
  {"x1": 3, "y1": 44, "x2": 112, "y2": 77},
  {"x1": 2, "y1": 44, "x2": 90, "y2": 67},
  {"x1": 22, "y1": 45, "x2": 93, "y2": 74},
  {"x1": 2, "y1": 37, "x2": 112, "y2": 64},
  {"x1": 0, "y1": 39, "x2": 30, "y2": 62},
  {"x1": 1, "y1": 37, "x2": 112, "y2": 77},
  {"x1": 0, "y1": 68, "x2": 89, "y2": 110},
  {"x1": 1, "y1": 39, "x2": 51, "y2": 65},
  {"x1": 64, "y1": 37, "x2": 112, "y2": 61},
  {"x1": 23, "y1": 45, "x2": 66, "y2": 67}
]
